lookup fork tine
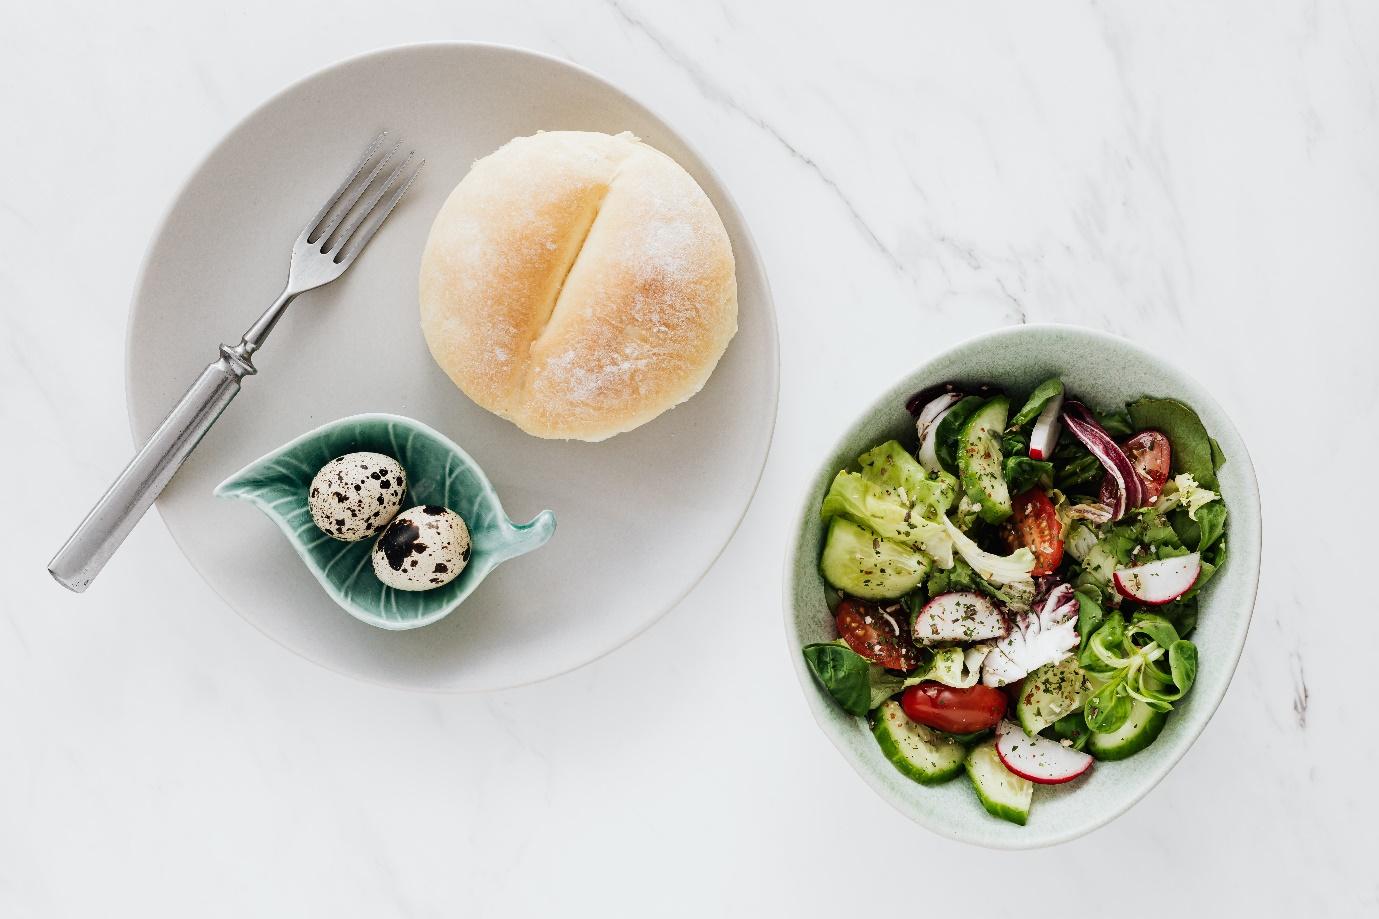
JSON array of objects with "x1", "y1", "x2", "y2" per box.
[
  {"x1": 315, "y1": 141, "x2": 402, "y2": 248},
  {"x1": 334, "y1": 158, "x2": 425, "y2": 265},
  {"x1": 304, "y1": 132, "x2": 388, "y2": 244},
  {"x1": 333, "y1": 150, "x2": 414, "y2": 247}
]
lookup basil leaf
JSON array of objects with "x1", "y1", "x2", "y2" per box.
[
  {"x1": 1011, "y1": 377, "x2": 1064, "y2": 427},
  {"x1": 802, "y1": 643, "x2": 872, "y2": 715},
  {"x1": 1128, "y1": 397, "x2": 1219, "y2": 490}
]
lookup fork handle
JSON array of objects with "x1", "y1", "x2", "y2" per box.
[{"x1": 48, "y1": 345, "x2": 257, "y2": 592}]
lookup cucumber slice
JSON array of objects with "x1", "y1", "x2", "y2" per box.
[
  {"x1": 820, "y1": 518, "x2": 931, "y2": 599},
  {"x1": 958, "y1": 397, "x2": 1012, "y2": 524},
  {"x1": 1016, "y1": 658, "x2": 1094, "y2": 736},
  {"x1": 872, "y1": 700, "x2": 966, "y2": 786},
  {"x1": 965, "y1": 740, "x2": 1033, "y2": 825},
  {"x1": 1087, "y1": 699, "x2": 1168, "y2": 760}
]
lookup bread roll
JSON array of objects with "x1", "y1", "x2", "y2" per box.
[{"x1": 419, "y1": 131, "x2": 737, "y2": 441}]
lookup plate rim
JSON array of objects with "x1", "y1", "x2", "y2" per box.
[
  {"x1": 781, "y1": 322, "x2": 1261, "y2": 848},
  {"x1": 122, "y1": 40, "x2": 781, "y2": 692}
]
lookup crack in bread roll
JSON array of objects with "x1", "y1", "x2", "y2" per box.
[{"x1": 419, "y1": 130, "x2": 738, "y2": 442}]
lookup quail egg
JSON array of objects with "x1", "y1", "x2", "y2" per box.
[
  {"x1": 371, "y1": 505, "x2": 471, "y2": 591},
  {"x1": 307, "y1": 452, "x2": 407, "y2": 542}
]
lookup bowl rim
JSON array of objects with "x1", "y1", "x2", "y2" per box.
[{"x1": 782, "y1": 322, "x2": 1262, "y2": 849}]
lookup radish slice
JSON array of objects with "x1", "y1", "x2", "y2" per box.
[
  {"x1": 1113, "y1": 553, "x2": 1201, "y2": 605},
  {"x1": 921, "y1": 402, "x2": 954, "y2": 469},
  {"x1": 916, "y1": 391, "x2": 963, "y2": 430},
  {"x1": 906, "y1": 383, "x2": 963, "y2": 417},
  {"x1": 1061, "y1": 401, "x2": 1143, "y2": 519},
  {"x1": 1027, "y1": 393, "x2": 1064, "y2": 460},
  {"x1": 913, "y1": 592, "x2": 1008, "y2": 645},
  {"x1": 915, "y1": 392, "x2": 963, "y2": 473},
  {"x1": 996, "y1": 720, "x2": 1093, "y2": 785}
]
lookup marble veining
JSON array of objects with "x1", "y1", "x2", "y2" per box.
[{"x1": 3, "y1": 0, "x2": 1375, "y2": 915}]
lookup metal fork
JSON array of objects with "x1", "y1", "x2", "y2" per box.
[{"x1": 49, "y1": 133, "x2": 424, "y2": 593}]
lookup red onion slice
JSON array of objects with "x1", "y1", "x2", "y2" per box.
[{"x1": 1061, "y1": 401, "x2": 1143, "y2": 519}]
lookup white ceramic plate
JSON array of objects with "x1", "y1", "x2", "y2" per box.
[{"x1": 125, "y1": 43, "x2": 779, "y2": 691}]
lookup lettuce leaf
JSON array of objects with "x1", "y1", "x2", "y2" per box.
[
  {"x1": 856, "y1": 441, "x2": 958, "y2": 514},
  {"x1": 820, "y1": 471, "x2": 954, "y2": 567},
  {"x1": 1159, "y1": 473, "x2": 1219, "y2": 521},
  {"x1": 940, "y1": 515, "x2": 1035, "y2": 587},
  {"x1": 905, "y1": 645, "x2": 989, "y2": 689}
]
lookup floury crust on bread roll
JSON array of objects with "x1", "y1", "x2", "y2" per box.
[{"x1": 419, "y1": 130, "x2": 737, "y2": 442}]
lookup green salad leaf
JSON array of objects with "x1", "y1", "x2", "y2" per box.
[
  {"x1": 857, "y1": 441, "x2": 958, "y2": 512},
  {"x1": 1074, "y1": 586, "x2": 1106, "y2": 652},
  {"x1": 1004, "y1": 455, "x2": 1053, "y2": 495},
  {"x1": 905, "y1": 646, "x2": 985, "y2": 689},
  {"x1": 1195, "y1": 502, "x2": 1227, "y2": 553},
  {"x1": 1011, "y1": 377, "x2": 1064, "y2": 427},
  {"x1": 1052, "y1": 711, "x2": 1091, "y2": 750},
  {"x1": 941, "y1": 515, "x2": 1035, "y2": 586},
  {"x1": 820, "y1": 470, "x2": 954, "y2": 567},
  {"x1": 1057, "y1": 453, "x2": 1103, "y2": 490},
  {"x1": 926, "y1": 555, "x2": 983, "y2": 596},
  {"x1": 1079, "y1": 614, "x2": 1197, "y2": 732},
  {"x1": 1128, "y1": 397, "x2": 1221, "y2": 490},
  {"x1": 1096, "y1": 408, "x2": 1134, "y2": 438},
  {"x1": 935, "y1": 396, "x2": 985, "y2": 473},
  {"x1": 802, "y1": 641, "x2": 903, "y2": 715}
]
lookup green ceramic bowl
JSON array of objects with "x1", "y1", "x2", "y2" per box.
[
  {"x1": 785, "y1": 324, "x2": 1261, "y2": 848},
  {"x1": 216, "y1": 413, "x2": 556, "y2": 630}
]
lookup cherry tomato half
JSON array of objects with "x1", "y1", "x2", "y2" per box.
[
  {"x1": 835, "y1": 598, "x2": 917, "y2": 671},
  {"x1": 1101, "y1": 430, "x2": 1172, "y2": 507},
  {"x1": 1005, "y1": 488, "x2": 1064, "y2": 576},
  {"x1": 900, "y1": 681, "x2": 1008, "y2": 733}
]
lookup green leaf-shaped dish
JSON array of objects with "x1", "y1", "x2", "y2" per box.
[{"x1": 214, "y1": 413, "x2": 556, "y2": 630}]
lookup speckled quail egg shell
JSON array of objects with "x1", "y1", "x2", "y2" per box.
[
  {"x1": 371, "y1": 505, "x2": 472, "y2": 591},
  {"x1": 307, "y1": 452, "x2": 407, "y2": 542}
]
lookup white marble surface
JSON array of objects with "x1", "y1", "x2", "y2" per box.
[{"x1": 3, "y1": 1, "x2": 1374, "y2": 915}]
